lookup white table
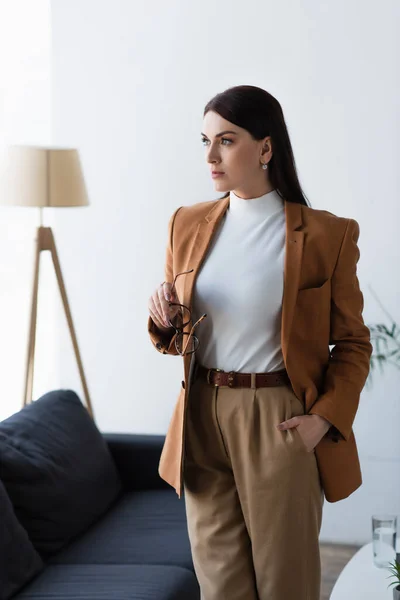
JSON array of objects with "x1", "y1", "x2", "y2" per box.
[{"x1": 330, "y1": 541, "x2": 400, "y2": 599}]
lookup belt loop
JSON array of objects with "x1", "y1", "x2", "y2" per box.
[{"x1": 251, "y1": 373, "x2": 256, "y2": 389}]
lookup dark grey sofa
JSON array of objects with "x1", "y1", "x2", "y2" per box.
[{"x1": 0, "y1": 390, "x2": 199, "y2": 600}]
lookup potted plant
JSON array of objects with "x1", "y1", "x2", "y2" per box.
[
  {"x1": 386, "y1": 559, "x2": 400, "y2": 599},
  {"x1": 366, "y1": 287, "x2": 399, "y2": 599},
  {"x1": 364, "y1": 284, "x2": 400, "y2": 389}
]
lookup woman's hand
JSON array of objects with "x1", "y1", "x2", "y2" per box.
[
  {"x1": 276, "y1": 414, "x2": 331, "y2": 452},
  {"x1": 148, "y1": 282, "x2": 182, "y2": 333}
]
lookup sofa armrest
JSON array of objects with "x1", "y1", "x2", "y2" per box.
[{"x1": 102, "y1": 433, "x2": 170, "y2": 492}]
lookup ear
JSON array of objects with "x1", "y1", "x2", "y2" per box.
[{"x1": 261, "y1": 135, "x2": 273, "y2": 158}]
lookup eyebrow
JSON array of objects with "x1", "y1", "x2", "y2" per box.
[{"x1": 200, "y1": 130, "x2": 238, "y2": 138}]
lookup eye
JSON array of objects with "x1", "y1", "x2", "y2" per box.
[{"x1": 201, "y1": 138, "x2": 233, "y2": 146}]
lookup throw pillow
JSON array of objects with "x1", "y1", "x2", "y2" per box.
[
  {"x1": 0, "y1": 478, "x2": 44, "y2": 599},
  {"x1": 0, "y1": 390, "x2": 123, "y2": 558}
]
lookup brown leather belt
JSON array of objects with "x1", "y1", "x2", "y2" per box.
[{"x1": 195, "y1": 362, "x2": 291, "y2": 389}]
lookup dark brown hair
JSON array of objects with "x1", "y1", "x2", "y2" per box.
[{"x1": 203, "y1": 85, "x2": 311, "y2": 207}]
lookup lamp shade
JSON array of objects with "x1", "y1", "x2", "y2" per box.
[{"x1": 0, "y1": 146, "x2": 89, "y2": 208}]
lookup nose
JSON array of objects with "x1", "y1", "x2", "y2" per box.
[
  {"x1": 205, "y1": 139, "x2": 222, "y2": 165},
  {"x1": 207, "y1": 152, "x2": 220, "y2": 165}
]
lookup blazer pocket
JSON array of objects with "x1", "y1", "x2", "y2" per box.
[
  {"x1": 294, "y1": 277, "x2": 331, "y2": 341},
  {"x1": 297, "y1": 277, "x2": 331, "y2": 293}
]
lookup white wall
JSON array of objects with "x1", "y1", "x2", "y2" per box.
[
  {"x1": 0, "y1": 0, "x2": 56, "y2": 420},
  {"x1": 50, "y1": 0, "x2": 400, "y2": 544}
]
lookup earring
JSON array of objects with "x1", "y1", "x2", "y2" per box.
[{"x1": 261, "y1": 162, "x2": 268, "y2": 170}]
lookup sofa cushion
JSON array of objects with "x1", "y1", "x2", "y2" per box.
[
  {"x1": 48, "y1": 489, "x2": 194, "y2": 571},
  {"x1": 0, "y1": 479, "x2": 44, "y2": 600},
  {"x1": 13, "y1": 564, "x2": 200, "y2": 599},
  {"x1": 0, "y1": 390, "x2": 123, "y2": 559}
]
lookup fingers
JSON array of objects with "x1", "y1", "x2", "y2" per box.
[
  {"x1": 148, "y1": 305, "x2": 168, "y2": 330},
  {"x1": 276, "y1": 416, "x2": 301, "y2": 430},
  {"x1": 148, "y1": 282, "x2": 179, "y2": 329},
  {"x1": 162, "y1": 281, "x2": 175, "y2": 301},
  {"x1": 149, "y1": 293, "x2": 170, "y2": 328},
  {"x1": 157, "y1": 284, "x2": 176, "y2": 326}
]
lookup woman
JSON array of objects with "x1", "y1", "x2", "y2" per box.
[{"x1": 147, "y1": 84, "x2": 372, "y2": 600}]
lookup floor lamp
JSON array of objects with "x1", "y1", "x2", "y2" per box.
[{"x1": 0, "y1": 145, "x2": 94, "y2": 419}]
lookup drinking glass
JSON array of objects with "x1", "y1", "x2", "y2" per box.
[{"x1": 372, "y1": 514, "x2": 397, "y2": 568}]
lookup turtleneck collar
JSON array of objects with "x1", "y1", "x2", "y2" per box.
[{"x1": 228, "y1": 188, "x2": 284, "y2": 219}]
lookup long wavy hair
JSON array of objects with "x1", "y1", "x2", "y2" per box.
[{"x1": 203, "y1": 85, "x2": 311, "y2": 207}]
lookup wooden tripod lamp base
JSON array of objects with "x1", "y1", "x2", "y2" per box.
[
  {"x1": 0, "y1": 145, "x2": 93, "y2": 417},
  {"x1": 24, "y1": 226, "x2": 94, "y2": 420}
]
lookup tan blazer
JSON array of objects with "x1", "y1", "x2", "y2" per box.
[{"x1": 148, "y1": 195, "x2": 372, "y2": 503}]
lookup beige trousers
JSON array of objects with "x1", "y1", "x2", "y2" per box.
[{"x1": 183, "y1": 362, "x2": 324, "y2": 600}]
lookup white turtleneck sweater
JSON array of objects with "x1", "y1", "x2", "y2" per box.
[{"x1": 191, "y1": 188, "x2": 286, "y2": 373}]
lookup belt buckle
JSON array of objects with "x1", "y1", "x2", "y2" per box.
[
  {"x1": 227, "y1": 371, "x2": 235, "y2": 387},
  {"x1": 207, "y1": 367, "x2": 223, "y2": 387}
]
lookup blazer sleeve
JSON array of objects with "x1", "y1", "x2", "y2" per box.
[
  {"x1": 148, "y1": 206, "x2": 183, "y2": 355},
  {"x1": 309, "y1": 217, "x2": 373, "y2": 442}
]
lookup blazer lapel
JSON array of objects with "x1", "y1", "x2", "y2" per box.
[
  {"x1": 281, "y1": 200, "x2": 304, "y2": 364},
  {"x1": 181, "y1": 195, "x2": 304, "y2": 369}
]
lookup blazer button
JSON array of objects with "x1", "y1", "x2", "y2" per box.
[{"x1": 156, "y1": 342, "x2": 163, "y2": 349}]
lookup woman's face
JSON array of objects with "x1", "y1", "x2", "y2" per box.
[{"x1": 201, "y1": 110, "x2": 273, "y2": 199}]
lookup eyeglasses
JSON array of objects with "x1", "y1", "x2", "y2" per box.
[{"x1": 164, "y1": 269, "x2": 207, "y2": 356}]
